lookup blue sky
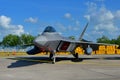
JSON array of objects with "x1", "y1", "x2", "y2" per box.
[{"x1": 0, "y1": 0, "x2": 120, "y2": 42}]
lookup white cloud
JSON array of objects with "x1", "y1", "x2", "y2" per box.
[
  {"x1": 98, "y1": 7, "x2": 114, "y2": 23},
  {"x1": 0, "y1": 15, "x2": 11, "y2": 29},
  {"x1": 25, "y1": 17, "x2": 38, "y2": 23},
  {"x1": 64, "y1": 13, "x2": 71, "y2": 19},
  {"x1": 55, "y1": 22, "x2": 80, "y2": 33},
  {"x1": 115, "y1": 10, "x2": 120, "y2": 19},
  {"x1": 0, "y1": 15, "x2": 24, "y2": 38},
  {"x1": 75, "y1": 20, "x2": 80, "y2": 26},
  {"x1": 84, "y1": 15, "x2": 90, "y2": 21},
  {"x1": 85, "y1": 2, "x2": 97, "y2": 12},
  {"x1": 94, "y1": 23, "x2": 118, "y2": 32},
  {"x1": 11, "y1": 25, "x2": 24, "y2": 35},
  {"x1": 84, "y1": 2, "x2": 120, "y2": 40},
  {"x1": 55, "y1": 23, "x2": 66, "y2": 31},
  {"x1": 62, "y1": 13, "x2": 80, "y2": 32}
]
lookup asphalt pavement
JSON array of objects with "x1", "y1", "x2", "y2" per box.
[{"x1": 0, "y1": 55, "x2": 120, "y2": 80}]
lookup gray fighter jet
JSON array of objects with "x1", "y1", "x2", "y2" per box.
[{"x1": 27, "y1": 23, "x2": 114, "y2": 63}]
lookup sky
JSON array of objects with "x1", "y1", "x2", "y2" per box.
[{"x1": 0, "y1": 0, "x2": 120, "y2": 42}]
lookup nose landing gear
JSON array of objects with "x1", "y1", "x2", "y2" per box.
[{"x1": 49, "y1": 50, "x2": 56, "y2": 64}]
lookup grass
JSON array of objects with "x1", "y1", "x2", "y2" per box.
[
  {"x1": 0, "y1": 52, "x2": 28, "y2": 57},
  {"x1": 0, "y1": 52, "x2": 71, "y2": 57}
]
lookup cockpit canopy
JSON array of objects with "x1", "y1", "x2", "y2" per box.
[{"x1": 43, "y1": 26, "x2": 56, "y2": 33}]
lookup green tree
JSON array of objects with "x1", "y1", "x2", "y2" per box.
[
  {"x1": 97, "y1": 35, "x2": 110, "y2": 43},
  {"x1": 0, "y1": 42, "x2": 2, "y2": 45},
  {"x1": 68, "y1": 36, "x2": 75, "y2": 40},
  {"x1": 110, "y1": 39, "x2": 117, "y2": 44},
  {"x1": 2, "y1": 34, "x2": 20, "y2": 47},
  {"x1": 116, "y1": 35, "x2": 120, "y2": 45},
  {"x1": 20, "y1": 34, "x2": 35, "y2": 45}
]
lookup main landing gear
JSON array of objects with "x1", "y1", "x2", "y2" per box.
[
  {"x1": 49, "y1": 50, "x2": 56, "y2": 64},
  {"x1": 72, "y1": 53, "x2": 83, "y2": 62},
  {"x1": 49, "y1": 51, "x2": 83, "y2": 64}
]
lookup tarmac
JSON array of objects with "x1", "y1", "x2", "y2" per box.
[{"x1": 0, "y1": 55, "x2": 120, "y2": 80}]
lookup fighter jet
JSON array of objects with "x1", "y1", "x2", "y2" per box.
[{"x1": 27, "y1": 23, "x2": 114, "y2": 63}]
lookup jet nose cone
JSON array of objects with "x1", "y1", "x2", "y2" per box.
[{"x1": 27, "y1": 46, "x2": 40, "y2": 55}]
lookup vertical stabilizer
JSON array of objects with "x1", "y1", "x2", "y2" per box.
[{"x1": 78, "y1": 23, "x2": 89, "y2": 41}]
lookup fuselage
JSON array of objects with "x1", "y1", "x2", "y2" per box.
[
  {"x1": 34, "y1": 32, "x2": 63, "y2": 51},
  {"x1": 33, "y1": 25, "x2": 78, "y2": 52},
  {"x1": 27, "y1": 26, "x2": 76, "y2": 55}
]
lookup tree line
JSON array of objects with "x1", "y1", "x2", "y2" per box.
[
  {"x1": 97, "y1": 35, "x2": 120, "y2": 45},
  {"x1": 0, "y1": 34, "x2": 35, "y2": 47},
  {"x1": 0, "y1": 34, "x2": 120, "y2": 47}
]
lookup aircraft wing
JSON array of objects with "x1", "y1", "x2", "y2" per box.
[
  {"x1": 57, "y1": 39, "x2": 117, "y2": 52},
  {"x1": 61, "y1": 39, "x2": 116, "y2": 45}
]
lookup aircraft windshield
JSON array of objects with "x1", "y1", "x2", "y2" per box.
[{"x1": 43, "y1": 26, "x2": 56, "y2": 32}]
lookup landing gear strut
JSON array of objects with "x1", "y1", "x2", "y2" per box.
[
  {"x1": 49, "y1": 53, "x2": 53, "y2": 59},
  {"x1": 72, "y1": 53, "x2": 83, "y2": 62},
  {"x1": 72, "y1": 53, "x2": 79, "y2": 59},
  {"x1": 49, "y1": 50, "x2": 56, "y2": 64}
]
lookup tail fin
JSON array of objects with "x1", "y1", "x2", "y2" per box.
[{"x1": 78, "y1": 23, "x2": 89, "y2": 41}]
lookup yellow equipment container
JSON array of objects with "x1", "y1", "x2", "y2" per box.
[
  {"x1": 106, "y1": 46, "x2": 116, "y2": 55},
  {"x1": 56, "y1": 52, "x2": 70, "y2": 55},
  {"x1": 95, "y1": 50, "x2": 105, "y2": 55},
  {"x1": 75, "y1": 47, "x2": 84, "y2": 55},
  {"x1": 99, "y1": 46, "x2": 106, "y2": 51},
  {"x1": 116, "y1": 49, "x2": 120, "y2": 54},
  {"x1": 92, "y1": 51, "x2": 96, "y2": 55}
]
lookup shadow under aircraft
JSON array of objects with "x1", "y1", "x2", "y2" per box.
[{"x1": 27, "y1": 23, "x2": 116, "y2": 64}]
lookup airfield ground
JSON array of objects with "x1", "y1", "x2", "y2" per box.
[{"x1": 0, "y1": 55, "x2": 120, "y2": 80}]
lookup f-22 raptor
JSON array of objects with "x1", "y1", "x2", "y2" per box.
[{"x1": 27, "y1": 23, "x2": 113, "y2": 63}]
